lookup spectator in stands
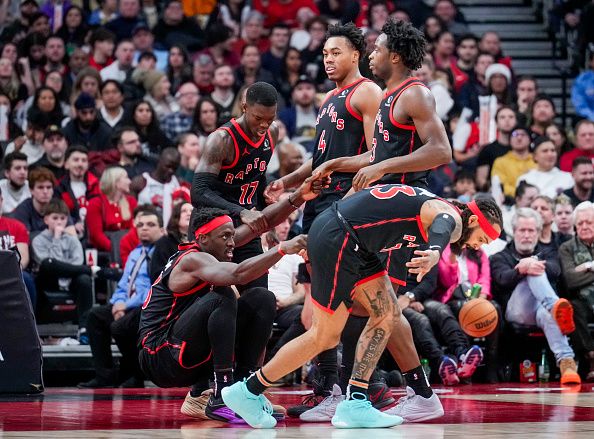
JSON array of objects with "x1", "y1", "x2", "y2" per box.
[
  {"x1": 88, "y1": 28, "x2": 115, "y2": 71},
  {"x1": 55, "y1": 5, "x2": 89, "y2": 49},
  {"x1": 55, "y1": 145, "x2": 100, "y2": 235},
  {"x1": 176, "y1": 133, "x2": 201, "y2": 186},
  {"x1": 4, "y1": 112, "x2": 47, "y2": 164},
  {"x1": 456, "y1": 52, "x2": 495, "y2": 118},
  {"x1": 32, "y1": 199, "x2": 93, "y2": 343},
  {"x1": 166, "y1": 45, "x2": 193, "y2": 95},
  {"x1": 79, "y1": 207, "x2": 163, "y2": 388},
  {"x1": 149, "y1": 202, "x2": 192, "y2": 282},
  {"x1": 125, "y1": 100, "x2": 173, "y2": 162},
  {"x1": 198, "y1": 22, "x2": 240, "y2": 69},
  {"x1": 119, "y1": 203, "x2": 159, "y2": 267},
  {"x1": 279, "y1": 76, "x2": 318, "y2": 151},
  {"x1": 422, "y1": 14, "x2": 446, "y2": 52},
  {"x1": 0, "y1": 93, "x2": 23, "y2": 146},
  {"x1": 490, "y1": 207, "x2": 581, "y2": 385},
  {"x1": 65, "y1": 48, "x2": 89, "y2": 96},
  {"x1": 99, "y1": 80, "x2": 126, "y2": 129},
  {"x1": 485, "y1": 63, "x2": 513, "y2": 108},
  {"x1": 531, "y1": 195, "x2": 569, "y2": 251},
  {"x1": 161, "y1": 82, "x2": 199, "y2": 141},
  {"x1": 131, "y1": 23, "x2": 168, "y2": 72},
  {"x1": 192, "y1": 97, "x2": 219, "y2": 145},
  {"x1": 518, "y1": 137, "x2": 574, "y2": 199},
  {"x1": 546, "y1": 123, "x2": 574, "y2": 159},
  {"x1": 235, "y1": 44, "x2": 275, "y2": 90},
  {"x1": 0, "y1": 0, "x2": 39, "y2": 42},
  {"x1": 152, "y1": 0, "x2": 204, "y2": 53},
  {"x1": 209, "y1": 65, "x2": 236, "y2": 125},
  {"x1": 114, "y1": 126, "x2": 153, "y2": 179},
  {"x1": 563, "y1": 156, "x2": 594, "y2": 207},
  {"x1": 39, "y1": 36, "x2": 67, "y2": 84},
  {"x1": 100, "y1": 39, "x2": 135, "y2": 83},
  {"x1": 253, "y1": 0, "x2": 318, "y2": 29},
  {"x1": 24, "y1": 86, "x2": 65, "y2": 131},
  {"x1": 0, "y1": 152, "x2": 30, "y2": 214},
  {"x1": 71, "y1": 67, "x2": 103, "y2": 108},
  {"x1": 86, "y1": 166, "x2": 137, "y2": 252},
  {"x1": 502, "y1": 181, "x2": 539, "y2": 237},
  {"x1": 298, "y1": 17, "x2": 328, "y2": 83},
  {"x1": 138, "y1": 69, "x2": 178, "y2": 121},
  {"x1": 554, "y1": 194, "x2": 575, "y2": 239},
  {"x1": 268, "y1": 142, "x2": 305, "y2": 182},
  {"x1": 0, "y1": 57, "x2": 28, "y2": 107},
  {"x1": 12, "y1": 166, "x2": 75, "y2": 234},
  {"x1": 0, "y1": 186, "x2": 35, "y2": 307},
  {"x1": 232, "y1": 10, "x2": 269, "y2": 57},
  {"x1": 88, "y1": 0, "x2": 118, "y2": 26},
  {"x1": 105, "y1": 0, "x2": 143, "y2": 41},
  {"x1": 479, "y1": 31, "x2": 512, "y2": 70},
  {"x1": 63, "y1": 93, "x2": 113, "y2": 152},
  {"x1": 491, "y1": 125, "x2": 535, "y2": 198},
  {"x1": 192, "y1": 53, "x2": 215, "y2": 96},
  {"x1": 451, "y1": 34, "x2": 479, "y2": 94},
  {"x1": 560, "y1": 120, "x2": 594, "y2": 172},
  {"x1": 262, "y1": 23, "x2": 291, "y2": 78},
  {"x1": 476, "y1": 106, "x2": 516, "y2": 190},
  {"x1": 432, "y1": 30, "x2": 456, "y2": 70},
  {"x1": 514, "y1": 76, "x2": 539, "y2": 125},
  {"x1": 558, "y1": 201, "x2": 594, "y2": 382},
  {"x1": 528, "y1": 95, "x2": 556, "y2": 137},
  {"x1": 434, "y1": 0, "x2": 469, "y2": 37},
  {"x1": 414, "y1": 56, "x2": 454, "y2": 121},
  {"x1": 31, "y1": 124, "x2": 68, "y2": 180}
]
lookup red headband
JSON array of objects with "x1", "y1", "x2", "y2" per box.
[
  {"x1": 194, "y1": 215, "x2": 233, "y2": 239},
  {"x1": 467, "y1": 201, "x2": 500, "y2": 240}
]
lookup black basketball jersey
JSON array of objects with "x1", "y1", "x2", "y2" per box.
[
  {"x1": 371, "y1": 77, "x2": 429, "y2": 187},
  {"x1": 139, "y1": 243, "x2": 213, "y2": 350},
  {"x1": 312, "y1": 77, "x2": 370, "y2": 196},
  {"x1": 337, "y1": 184, "x2": 441, "y2": 255},
  {"x1": 216, "y1": 118, "x2": 274, "y2": 212}
]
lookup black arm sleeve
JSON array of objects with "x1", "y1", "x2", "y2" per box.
[
  {"x1": 428, "y1": 213, "x2": 457, "y2": 254},
  {"x1": 191, "y1": 172, "x2": 244, "y2": 216}
]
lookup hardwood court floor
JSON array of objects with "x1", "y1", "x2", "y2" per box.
[{"x1": 1, "y1": 383, "x2": 593, "y2": 438}]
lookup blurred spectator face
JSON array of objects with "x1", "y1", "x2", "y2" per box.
[
  {"x1": 26, "y1": 124, "x2": 45, "y2": 144},
  {"x1": 516, "y1": 79, "x2": 538, "y2": 109},
  {"x1": 43, "y1": 134, "x2": 67, "y2": 161},
  {"x1": 45, "y1": 37, "x2": 65, "y2": 64},
  {"x1": 38, "y1": 89, "x2": 56, "y2": 112},
  {"x1": 156, "y1": 153, "x2": 180, "y2": 183},
  {"x1": 489, "y1": 73, "x2": 508, "y2": 94},
  {"x1": 285, "y1": 49, "x2": 302, "y2": 73},
  {"x1": 193, "y1": 57, "x2": 214, "y2": 88},
  {"x1": 65, "y1": 7, "x2": 83, "y2": 29},
  {"x1": 213, "y1": 65, "x2": 234, "y2": 89},
  {"x1": 115, "y1": 173, "x2": 132, "y2": 194},
  {"x1": 0, "y1": 58, "x2": 13, "y2": 79},
  {"x1": 31, "y1": 15, "x2": 50, "y2": 36},
  {"x1": 513, "y1": 215, "x2": 539, "y2": 253},
  {"x1": 480, "y1": 32, "x2": 501, "y2": 56},
  {"x1": 270, "y1": 27, "x2": 290, "y2": 52},
  {"x1": 133, "y1": 30, "x2": 154, "y2": 52},
  {"x1": 475, "y1": 53, "x2": 494, "y2": 77},
  {"x1": 576, "y1": 122, "x2": 594, "y2": 151},
  {"x1": 153, "y1": 76, "x2": 171, "y2": 99},
  {"x1": 178, "y1": 134, "x2": 201, "y2": 162},
  {"x1": 134, "y1": 102, "x2": 152, "y2": 126},
  {"x1": 0, "y1": 94, "x2": 11, "y2": 110},
  {"x1": 69, "y1": 48, "x2": 89, "y2": 74},
  {"x1": 274, "y1": 218, "x2": 291, "y2": 241},
  {"x1": 531, "y1": 198, "x2": 554, "y2": 226},
  {"x1": 77, "y1": 107, "x2": 97, "y2": 128},
  {"x1": 516, "y1": 186, "x2": 539, "y2": 207},
  {"x1": 120, "y1": 0, "x2": 140, "y2": 18},
  {"x1": 435, "y1": 0, "x2": 456, "y2": 22},
  {"x1": 164, "y1": 1, "x2": 184, "y2": 24},
  {"x1": 435, "y1": 32, "x2": 455, "y2": 56},
  {"x1": 20, "y1": 1, "x2": 39, "y2": 19},
  {"x1": 391, "y1": 10, "x2": 411, "y2": 23},
  {"x1": 198, "y1": 100, "x2": 218, "y2": 132},
  {"x1": 1, "y1": 44, "x2": 18, "y2": 64},
  {"x1": 179, "y1": 203, "x2": 193, "y2": 232},
  {"x1": 292, "y1": 83, "x2": 315, "y2": 107},
  {"x1": 96, "y1": 37, "x2": 115, "y2": 58},
  {"x1": 572, "y1": 163, "x2": 594, "y2": 192},
  {"x1": 177, "y1": 82, "x2": 199, "y2": 112},
  {"x1": 168, "y1": 46, "x2": 184, "y2": 68},
  {"x1": 31, "y1": 180, "x2": 53, "y2": 204},
  {"x1": 308, "y1": 20, "x2": 327, "y2": 45},
  {"x1": 279, "y1": 143, "x2": 304, "y2": 174},
  {"x1": 424, "y1": 16, "x2": 442, "y2": 41},
  {"x1": 45, "y1": 71, "x2": 63, "y2": 94},
  {"x1": 65, "y1": 150, "x2": 88, "y2": 180},
  {"x1": 81, "y1": 75, "x2": 99, "y2": 97},
  {"x1": 532, "y1": 140, "x2": 557, "y2": 171},
  {"x1": 496, "y1": 108, "x2": 516, "y2": 133},
  {"x1": 575, "y1": 207, "x2": 594, "y2": 243},
  {"x1": 454, "y1": 177, "x2": 476, "y2": 198},
  {"x1": 119, "y1": 130, "x2": 142, "y2": 157},
  {"x1": 413, "y1": 61, "x2": 433, "y2": 84},
  {"x1": 364, "y1": 30, "x2": 379, "y2": 54},
  {"x1": 554, "y1": 202, "x2": 573, "y2": 234},
  {"x1": 545, "y1": 124, "x2": 565, "y2": 151},
  {"x1": 370, "y1": 3, "x2": 389, "y2": 30},
  {"x1": 241, "y1": 46, "x2": 261, "y2": 70},
  {"x1": 457, "y1": 38, "x2": 478, "y2": 64},
  {"x1": 244, "y1": 17, "x2": 263, "y2": 41},
  {"x1": 101, "y1": 82, "x2": 124, "y2": 110},
  {"x1": 510, "y1": 128, "x2": 530, "y2": 153},
  {"x1": 104, "y1": 0, "x2": 117, "y2": 12},
  {"x1": 324, "y1": 36, "x2": 360, "y2": 83},
  {"x1": 44, "y1": 212, "x2": 68, "y2": 231},
  {"x1": 116, "y1": 41, "x2": 135, "y2": 67},
  {"x1": 4, "y1": 158, "x2": 28, "y2": 188},
  {"x1": 136, "y1": 213, "x2": 162, "y2": 243},
  {"x1": 29, "y1": 44, "x2": 45, "y2": 63},
  {"x1": 138, "y1": 55, "x2": 156, "y2": 70},
  {"x1": 532, "y1": 100, "x2": 555, "y2": 125}
]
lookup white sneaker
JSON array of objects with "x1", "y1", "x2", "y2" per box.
[
  {"x1": 383, "y1": 386, "x2": 444, "y2": 422},
  {"x1": 300, "y1": 384, "x2": 345, "y2": 422}
]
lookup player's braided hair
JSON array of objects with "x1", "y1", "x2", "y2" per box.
[
  {"x1": 381, "y1": 18, "x2": 427, "y2": 70},
  {"x1": 449, "y1": 197, "x2": 503, "y2": 254},
  {"x1": 188, "y1": 207, "x2": 230, "y2": 241},
  {"x1": 325, "y1": 22, "x2": 366, "y2": 57}
]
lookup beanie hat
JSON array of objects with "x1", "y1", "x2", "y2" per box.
[
  {"x1": 74, "y1": 92, "x2": 96, "y2": 110},
  {"x1": 141, "y1": 70, "x2": 165, "y2": 93},
  {"x1": 485, "y1": 63, "x2": 512, "y2": 84}
]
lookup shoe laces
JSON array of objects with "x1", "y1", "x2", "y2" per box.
[
  {"x1": 300, "y1": 392, "x2": 325, "y2": 407},
  {"x1": 319, "y1": 393, "x2": 342, "y2": 407},
  {"x1": 348, "y1": 393, "x2": 373, "y2": 411},
  {"x1": 258, "y1": 394, "x2": 273, "y2": 416}
]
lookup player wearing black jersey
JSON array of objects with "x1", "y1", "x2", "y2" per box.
[
  {"x1": 139, "y1": 173, "x2": 327, "y2": 422},
  {"x1": 222, "y1": 187, "x2": 503, "y2": 429}
]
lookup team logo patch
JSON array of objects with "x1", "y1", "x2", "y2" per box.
[
  {"x1": 385, "y1": 96, "x2": 394, "y2": 107},
  {"x1": 263, "y1": 139, "x2": 270, "y2": 151},
  {"x1": 338, "y1": 90, "x2": 347, "y2": 98}
]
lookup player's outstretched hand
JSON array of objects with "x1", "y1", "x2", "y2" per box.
[
  {"x1": 315, "y1": 159, "x2": 335, "y2": 178},
  {"x1": 300, "y1": 171, "x2": 331, "y2": 201},
  {"x1": 406, "y1": 249, "x2": 440, "y2": 282},
  {"x1": 280, "y1": 234, "x2": 308, "y2": 255},
  {"x1": 240, "y1": 208, "x2": 269, "y2": 234},
  {"x1": 352, "y1": 164, "x2": 383, "y2": 191},
  {"x1": 264, "y1": 179, "x2": 285, "y2": 204}
]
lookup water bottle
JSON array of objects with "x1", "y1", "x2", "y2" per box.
[
  {"x1": 421, "y1": 358, "x2": 431, "y2": 379},
  {"x1": 470, "y1": 284, "x2": 482, "y2": 299},
  {"x1": 538, "y1": 349, "x2": 550, "y2": 383}
]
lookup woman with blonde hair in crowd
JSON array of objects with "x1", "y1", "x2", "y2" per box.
[{"x1": 86, "y1": 166, "x2": 138, "y2": 252}]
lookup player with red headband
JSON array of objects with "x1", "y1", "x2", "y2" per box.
[
  {"x1": 222, "y1": 185, "x2": 503, "y2": 429},
  {"x1": 138, "y1": 174, "x2": 327, "y2": 423}
]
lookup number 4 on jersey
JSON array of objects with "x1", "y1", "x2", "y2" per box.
[{"x1": 317, "y1": 129, "x2": 326, "y2": 153}]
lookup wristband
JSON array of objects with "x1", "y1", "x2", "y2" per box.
[
  {"x1": 277, "y1": 245, "x2": 286, "y2": 256},
  {"x1": 287, "y1": 196, "x2": 299, "y2": 210}
]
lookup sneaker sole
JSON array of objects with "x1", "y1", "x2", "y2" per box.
[
  {"x1": 552, "y1": 299, "x2": 575, "y2": 335},
  {"x1": 400, "y1": 407, "x2": 445, "y2": 423}
]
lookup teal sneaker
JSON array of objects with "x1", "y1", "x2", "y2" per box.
[
  {"x1": 331, "y1": 393, "x2": 404, "y2": 428},
  {"x1": 221, "y1": 381, "x2": 277, "y2": 429}
]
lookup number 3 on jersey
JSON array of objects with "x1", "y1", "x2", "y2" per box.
[
  {"x1": 317, "y1": 129, "x2": 326, "y2": 153},
  {"x1": 239, "y1": 181, "x2": 259, "y2": 205}
]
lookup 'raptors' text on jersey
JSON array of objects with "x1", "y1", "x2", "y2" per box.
[
  {"x1": 370, "y1": 77, "x2": 429, "y2": 187},
  {"x1": 216, "y1": 119, "x2": 274, "y2": 212}
]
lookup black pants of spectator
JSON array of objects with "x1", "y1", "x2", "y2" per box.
[
  {"x1": 423, "y1": 299, "x2": 470, "y2": 360},
  {"x1": 87, "y1": 305, "x2": 142, "y2": 384},
  {"x1": 37, "y1": 259, "x2": 93, "y2": 329},
  {"x1": 402, "y1": 307, "x2": 445, "y2": 380},
  {"x1": 268, "y1": 304, "x2": 306, "y2": 359},
  {"x1": 570, "y1": 296, "x2": 594, "y2": 354}
]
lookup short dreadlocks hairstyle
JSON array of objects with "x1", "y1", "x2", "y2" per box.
[
  {"x1": 381, "y1": 19, "x2": 427, "y2": 70},
  {"x1": 325, "y1": 22, "x2": 366, "y2": 58}
]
